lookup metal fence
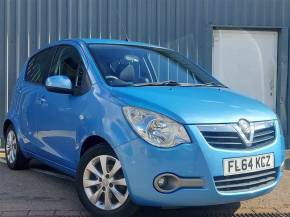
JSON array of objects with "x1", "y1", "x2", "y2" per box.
[{"x1": 1, "y1": 0, "x2": 290, "y2": 148}]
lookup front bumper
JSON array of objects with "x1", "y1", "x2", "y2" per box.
[{"x1": 115, "y1": 123, "x2": 285, "y2": 207}]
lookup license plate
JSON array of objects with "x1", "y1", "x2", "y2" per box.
[{"x1": 223, "y1": 153, "x2": 274, "y2": 176}]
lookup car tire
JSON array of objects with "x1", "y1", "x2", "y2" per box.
[
  {"x1": 4, "y1": 125, "x2": 29, "y2": 170},
  {"x1": 76, "y1": 145, "x2": 138, "y2": 217}
]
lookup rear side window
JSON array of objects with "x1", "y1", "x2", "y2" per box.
[{"x1": 25, "y1": 47, "x2": 56, "y2": 84}]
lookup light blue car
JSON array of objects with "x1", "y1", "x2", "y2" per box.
[{"x1": 3, "y1": 39, "x2": 285, "y2": 217}]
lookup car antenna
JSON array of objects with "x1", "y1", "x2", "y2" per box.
[
  {"x1": 116, "y1": 7, "x2": 130, "y2": 41},
  {"x1": 125, "y1": 34, "x2": 130, "y2": 41},
  {"x1": 122, "y1": 21, "x2": 130, "y2": 41}
]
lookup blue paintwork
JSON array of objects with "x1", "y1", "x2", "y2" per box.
[
  {"x1": 116, "y1": 122, "x2": 285, "y2": 206},
  {"x1": 4, "y1": 39, "x2": 285, "y2": 207},
  {"x1": 111, "y1": 87, "x2": 277, "y2": 124}
]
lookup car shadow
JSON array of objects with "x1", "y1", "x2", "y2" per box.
[{"x1": 134, "y1": 202, "x2": 241, "y2": 217}]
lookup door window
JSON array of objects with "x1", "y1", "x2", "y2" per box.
[
  {"x1": 50, "y1": 46, "x2": 85, "y2": 88},
  {"x1": 25, "y1": 47, "x2": 56, "y2": 84}
]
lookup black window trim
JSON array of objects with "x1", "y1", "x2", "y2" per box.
[
  {"x1": 24, "y1": 44, "x2": 92, "y2": 95},
  {"x1": 24, "y1": 46, "x2": 57, "y2": 86},
  {"x1": 49, "y1": 44, "x2": 92, "y2": 95}
]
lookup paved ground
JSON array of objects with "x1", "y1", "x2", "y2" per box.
[{"x1": 0, "y1": 152, "x2": 289, "y2": 217}]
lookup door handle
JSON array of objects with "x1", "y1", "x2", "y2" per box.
[
  {"x1": 16, "y1": 87, "x2": 22, "y2": 94},
  {"x1": 40, "y1": 97, "x2": 46, "y2": 103},
  {"x1": 37, "y1": 96, "x2": 47, "y2": 105}
]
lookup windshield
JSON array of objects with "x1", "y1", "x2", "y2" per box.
[{"x1": 88, "y1": 44, "x2": 224, "y2": 87}]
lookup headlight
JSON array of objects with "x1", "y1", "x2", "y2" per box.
[{"x1": 123, "y1": 106, "x2": 191, "y2": 148}]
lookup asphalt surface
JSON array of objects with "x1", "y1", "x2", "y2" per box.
[{"x1": 0, "y1": 158, "x2": 289, "y2": 217}]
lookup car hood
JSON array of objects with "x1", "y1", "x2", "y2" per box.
[{"x1": 111, "y1": 86, "x2": 277, "y2": 124}]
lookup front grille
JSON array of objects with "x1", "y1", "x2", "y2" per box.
[
  {"x1": 198, "y1": 121, "x2": 276, "y2": 150},
  {"x1": 201, "y1": 131, "x2": 245, "y2": 149},
  {"x1": 253, "y1": 126, "x2": 276, "y2": 146},
  {"x1": 214, "y1": 168, "x2": 278, "y2": 192}
]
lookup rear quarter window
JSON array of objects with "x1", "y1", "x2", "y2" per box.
[{"x1": 25, "y1": 47, "x2": 56, "y2": 84}]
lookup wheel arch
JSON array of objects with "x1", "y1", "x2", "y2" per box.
[
  {"x1": 80, "y1": 135, "x2": 115, "y2": 158},
  {"x1": 3, "y1": 119, "x2": 14, "y2": 138},
  {"x1": 2, "y1": 117, "x2": 27, "y2": 158}
]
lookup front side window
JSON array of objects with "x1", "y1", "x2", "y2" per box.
[
  {"x1": 88, "y1": 44, "x2": 223, "y2": 87},
  {"x1": 50, "y1": 46, "x2": 82, "y2": 87},
  {"x1": 25, "y1": 47, "x2": 56, "y2": 84}
]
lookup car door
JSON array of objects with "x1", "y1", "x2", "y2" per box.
[
  {"x1": 19, "y1": 47, "x2": 57, "y2": 154},
  {"x1": 35, "y1": 45, "x2": 91, "y2": 170}
]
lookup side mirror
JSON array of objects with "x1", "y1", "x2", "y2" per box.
[{"x1": 45, "y1": 75, "x2": 73, "y2": 94}]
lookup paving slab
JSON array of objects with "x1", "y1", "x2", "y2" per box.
[
  {"x1": 1, "y1": 211, "x2": 29, "y2": 217},
  {"x1": 253, "y1": 208, "x2": 280, "y2": 214},
  {"x1": 28, "y1": 210, "x2": 55, "y2": 216},
  {"x1": 54, "y1": 210, "x2": 82, "y2": 216},
  {"x1": 276, "y1": 207, "x2": 290, "y2": 214},
  {"x1": 233, "y1": 208, "x2": 255, "y2": 214}
]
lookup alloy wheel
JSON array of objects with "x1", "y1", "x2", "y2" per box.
[
  {"x1": 83, "y1": 155, "x2": 129, "y2": 210},
  {"x1": 6, "y1": 130, "x2": 17, "y2": 164}
]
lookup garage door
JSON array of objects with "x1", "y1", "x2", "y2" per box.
[{"x1": 212, "y1": 29, "x2": 278, "y2": 111}]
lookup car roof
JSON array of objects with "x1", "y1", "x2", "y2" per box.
[
  {"x1": 48, "y1": 38, "x2": 171, "y2": 50},
  {"x1": 30, "y1": 39, "x2": 175, "y2": 60}
]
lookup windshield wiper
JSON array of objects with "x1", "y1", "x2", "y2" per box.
[
  {"x1": 134, "y1": 81, "x2": 180, "y2": 87},
  {"x1": 179, "y1": 82, "x2": 226, "y2": 88},
  {"x1": 132, "y1": 81, "x2": 227, "y2": 88},
  {"x1": 133, "y1": 80, "x2": 194, "y2": 87},
  {"x1": 199, "y1": 82, "x2": 227, "y2": 88}
]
